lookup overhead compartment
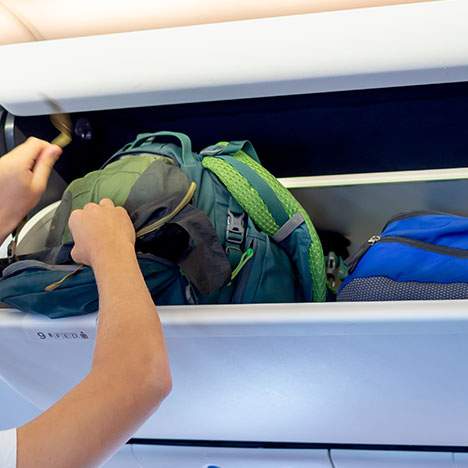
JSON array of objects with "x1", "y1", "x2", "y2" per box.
[
  {"x1": 1, "y1": 77, "x2": 468, "y2": 445},
  {"x1": 1, "y1": 0, "x2": 468, "y2": 449},
  {"x1": 2, "y1": 300, "x2": 468, "y2": 445},
  {"x1": 3, "y1": 79, "x2": 468, "y2": 253},
  {"x1": 289, "y1": 169, "x2": 468, "y2": 251}
]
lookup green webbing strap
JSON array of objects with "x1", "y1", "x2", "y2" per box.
[
  {"x1": 217, "y1": 156, "x2": 289, "y2": 229},
  {"x1": 202, "y1": 157, "x2": 279, "y2": 236},
  {"x1": 233, "y1": 151, "x2": 327, "y2": 302},
  {"x1": 202, "y1": 145, "x2": 327, "y2": 302}
]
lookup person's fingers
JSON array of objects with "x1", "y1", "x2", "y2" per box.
[
  {"x1": 12, "y1": 137, "x2": 51, "y2": 165},
  {"x1": 99, "y1": 198, "x2": 114, "y2": 208},
  {"x1": 31, "y1": 145, "x2": 62, "y2": 193},
  {"x1": 68, "y1": 209, "x2": 82, "y2": 232},
  {"x1": 19, "y1": 137, "x2": 49, "y2": 152},
  {"x1": 70, "y1": 245, "x2": 80, "y2": 264},
  {"x1": 115, "y1": 206, "x2": 128, "y2": 216},
  {"x1": 49, "y1": 144, "x2": 63, "y2": 159}
]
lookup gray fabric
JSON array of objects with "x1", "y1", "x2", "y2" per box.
[
  {"x1": 130, "y1": 190, "x2": 186, "y2": 233},
  {"x1": 30, "y1": 169, "x2": 67, "y2": 218},
  {"x1": 135, "y1": 202, "x2": 231, "y2": 295},
  {"x1": 3, "y1": 260, "x2": 77, "y2": 278},
  {"x1": 338, "y1": 276, "x2": 468, "y2": 302},
  {"x1": 45, "y1": 190, "x2": 73, "y2": 248},
  {"x1": 272, "y1": 213, "x2": 305, "y2": 243},
  {"x1": 172, "y1": 205, "x2": 231, "y2": 295},
  {"x1": 46, "y1": 157, "x2": 190, "y2": 247},
  {"x1": 124, "y1": 157, "x2": 189, "y2": 216}
]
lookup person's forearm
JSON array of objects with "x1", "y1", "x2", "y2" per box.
[
  {"x1": 17, "y1": 247, "x2": 171, "y2": 468},
  {"x1": 90, "y1": 246, "x2": 171, "y2": 394}
]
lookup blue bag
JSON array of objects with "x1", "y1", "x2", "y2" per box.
[
  {"x1": 337, "y1": 211, "x2": 468, "y2": 302},
  {"x1": 0, "y1": 254, "x2": 187, "y2": 318}
]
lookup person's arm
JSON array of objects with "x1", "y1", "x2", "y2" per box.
[
  {"x1": 17, "y1": 199, "x2": 172, "y2": 467},
  {"x1": 0, "y1": 139, "x2": 171, "y2": 467}
]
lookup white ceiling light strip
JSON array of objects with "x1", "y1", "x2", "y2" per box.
[{"x1": 0, "y1": 0, "x2": 436, "y2": 45}]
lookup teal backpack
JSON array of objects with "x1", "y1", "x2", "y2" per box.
[{"x1": 0, "y1": 132, "x2": 326, "y2": 317}]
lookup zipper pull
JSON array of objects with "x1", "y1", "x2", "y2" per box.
[
  {"x1": 45, "y1": 265, "x2": 84, "y2": 292},
  {"x1": 346, "y1": 235, "x2": 381, "y2": 274},
  {"x1": 229, "y1": 248, "x2": 255, "y2": 284},
  {"x1": 368, "y1": 235, "x2": 381, "y2": 245}
]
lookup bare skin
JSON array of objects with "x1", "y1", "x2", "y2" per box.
[
  {"x1": 0, "y1": 138, "x2": 172, "y2": 467},
  {"x1": 0, "y1": 137, "x2": 62, "y2": 243}
]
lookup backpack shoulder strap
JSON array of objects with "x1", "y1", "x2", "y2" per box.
[{"x1": 201, "y1": 142, "x2": 326, "y2": 302}]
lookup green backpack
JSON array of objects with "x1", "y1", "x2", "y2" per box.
[
  {"x1": 110, "y1": 131, "x2": 326, "y2": 304},
  {"x1": 0, "y1": 132, "x2": 326, "y2": 318}
]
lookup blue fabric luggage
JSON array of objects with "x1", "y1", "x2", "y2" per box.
[{"x1": 338, "y1": 211, "x2": 468, "y2": 302}]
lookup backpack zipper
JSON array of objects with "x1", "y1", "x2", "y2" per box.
[
  {"x1": 229, "y1": 247, "x2": 255, "y2": 283},
  {"x1": 232, "y1": 239, "x2": 257, "y2": 302},
  {"x1": 380, "y1": 236, "x2": 468, "y2": 257},
  {"x1": 346, "y1": 235, "x2": 381, "y2": 273},
  {"x1": 45, "y1": 265, "x2": 84, "y2": 292},
  {"x1": 135, "y1": 182, "x2": 197, "y2": 238},
  {"x1": 347, "y1": 234, "x2": 468, "y2": 273},
  {"x1": 382, "y1": 210, "x2": 468, "y2": 231}
]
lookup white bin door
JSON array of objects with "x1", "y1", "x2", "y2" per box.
[
  {"x1": 331, "y1": 450, "x2": 453, "y2": 467},
  {"x1": 133, "y1": 445, "x2": 331, "y2": 468},
  {"x1": 102, "y1": 446, "x2": 140, "y2": 468},
  {"x1": 1, "y1": 301, "x2": 468, "y2": 444},
  {"x1": 0, "y1": 378, "x2": 39, "y2": 429},
  {"x1": 454, "y1": 453, "x2": 468, "y2": 467}
]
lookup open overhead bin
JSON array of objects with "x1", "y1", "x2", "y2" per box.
[
  {"x1": 1, "y1": 0, "x2": 468, "y2": 457},
  {"x1": 0, "y1": 0, "x2": 466, "y2": 115}
]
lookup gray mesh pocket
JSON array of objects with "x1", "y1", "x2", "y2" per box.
[{"x1": 337, "y1": 276, "x2": 468, "y2": 302}]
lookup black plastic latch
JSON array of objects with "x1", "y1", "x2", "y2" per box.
[{"x1": 226, "y1": 210, "x2": 246, "y2": 245}]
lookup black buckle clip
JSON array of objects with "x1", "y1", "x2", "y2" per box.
[{"x1": 226, "y1": 211, "x2": 246, "y2": 246}]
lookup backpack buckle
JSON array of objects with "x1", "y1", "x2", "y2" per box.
[{"x1": 226, "y1": 211, "x2": 246, "y2": 245}]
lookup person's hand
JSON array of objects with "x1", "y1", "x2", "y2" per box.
[
  {"x1": 0, "y1": 137, "x2": 62, "y2": 239},
  {"x1": 69, "y1": 198, "x2": 136, "y2": 267}
]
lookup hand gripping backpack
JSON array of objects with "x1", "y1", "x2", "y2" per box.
[{"x1": 0, "y1": 132, "x2": 326, "y2": 318}]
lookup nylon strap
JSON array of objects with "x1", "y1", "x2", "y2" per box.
[
  {"x1": 217, "y1": 156, "x2": 289, "y2": 229},
  {"x1": 272, "y1": 213, "x2": 305, "y2": 243},
  {"x1": 201, "y1": 157, "x2": 278, "y2": 236}
]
